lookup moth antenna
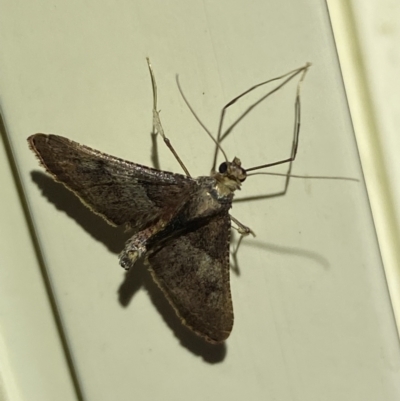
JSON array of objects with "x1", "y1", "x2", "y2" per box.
[
  {"x1": 176, "y1": 74, "x2": 229, "y2": 166},
  {"x1": 146, "y1": 58, "x2": 192, "y2": 177}
]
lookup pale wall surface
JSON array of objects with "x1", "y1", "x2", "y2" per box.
[{"x1": 1, "y1": 1, "x2": 399, "y2": 400}]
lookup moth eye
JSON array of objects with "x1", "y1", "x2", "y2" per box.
[{"x1": 218, "y1": 162, "x2": 228, "y2": 173}]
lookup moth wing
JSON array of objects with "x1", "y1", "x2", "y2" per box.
[
  {"x1": 146, "y1": 213, "x2": 233, "y2": 343},
  {"x1": 28, "y1": 134, "x2": 195, "y2": 228}
]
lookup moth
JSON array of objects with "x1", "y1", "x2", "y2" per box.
[{"x1": 28, "y1": 59, "x2": 310, "y2": 343}]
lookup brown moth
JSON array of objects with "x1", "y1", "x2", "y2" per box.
[{"x1": 28, "y1": 59, "x2": 310, "y2": 343}]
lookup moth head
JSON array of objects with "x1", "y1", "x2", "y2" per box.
[{"x1": 214, "y1": 157, "x2": 247, "y2": 192}]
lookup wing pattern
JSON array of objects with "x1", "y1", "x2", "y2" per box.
[
  {"x1": 28, "y1": 134, "x2": 196, "y2": 229},
  {"x1": 146, "y1": 212, "x2": 233, "y2": 343}
]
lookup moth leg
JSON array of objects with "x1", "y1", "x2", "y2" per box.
[
  {"x1": 212, "y1": 63, "x2": 311, "y2": 172},
  {"x1": 231, "y1": 234, "x2": 245, "y2": 274},
  {"x1": 229, "y1": 216, "x2": 252, "y2": 274},
  {"x1": 119, "y1": 220, "x2": 165, "y2": 270},
  {"x1": 230, "y1": 215, "x2": 255, "y2": 237},
  {"x1": 146, "y1": 58, "x2": 191, "y2": 177},
  {"x1": 230, "y1": 215, "x2": 255, "y2": 273},
  {"x1": 119, "y1": 231, "x2": 149, "y2": 270}
]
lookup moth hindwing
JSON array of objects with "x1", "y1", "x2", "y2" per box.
[{"x1": 28, "y1": 60, "x2": 310, "y2": 343}]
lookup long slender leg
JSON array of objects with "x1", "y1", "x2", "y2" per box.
[
  {"x1": 212, "y1": 63, "x2": 311, "y2": 172},
  {"x1": 229, "y1": 215, "x2": 255, "y2": 272},
  {"x1": 228, "y1": 65, "x2": 310, "y2": 268},
  {"x1": 146, "y1": 58, "x2": 191, "y2": 177},
  {"x1": 230, "y1": 64, "x2": 310, "y2": 205},
  {"x1": 232, "y1": 77, "x2": 304, "y2": 204},
  {"x1": 246, "y1": 65, "x2": 310, "y2": 172}
]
